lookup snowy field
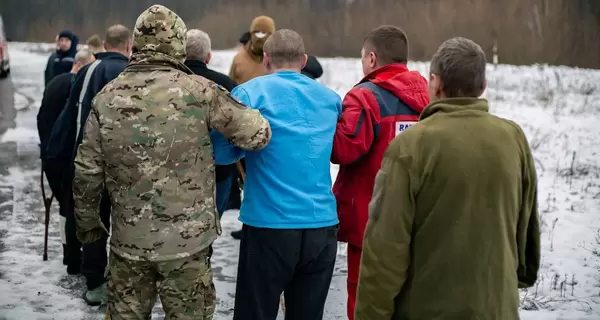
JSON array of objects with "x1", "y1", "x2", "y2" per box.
[{"x1": 0, "y1": 42, "x2": 599, "y2": 320}]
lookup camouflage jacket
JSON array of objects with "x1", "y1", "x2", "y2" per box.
[{"x1": 73, "y1": 5, "x2": 271, "y2": 261}]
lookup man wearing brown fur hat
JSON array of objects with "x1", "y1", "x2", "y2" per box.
[
  {"x1": 228, "y1": 15, "x2": 276, "y2": 241},
  {"x1": 228, "y1": 15, "x2": 275, "y2": 85}
]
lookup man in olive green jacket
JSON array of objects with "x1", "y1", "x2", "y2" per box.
[{"x1": 355, "y1": 37, "x2": 540, "y2": 320}]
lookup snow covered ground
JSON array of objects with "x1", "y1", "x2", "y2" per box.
[{"x1": 0, "y1": 42, "x2": 599, "y2": 320}]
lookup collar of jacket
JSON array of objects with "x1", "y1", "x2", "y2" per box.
[
  {"x1": 184, "y1": 60, "x2": 209, "y2": 70},
  {"x1": 128, "y1": 51, "x2": 193, "y2": 75},
  {"x1": 420, "y1": 98, "x2": 489, "y2": 121},
  {"x1": 245, "y1": 44, "x2": 264, "y2": 62},
  {"x1": 94, "y1": 51, "x2": 129, "y2": 61},
  {"x1": 359, "y1": 63, "x2": 409, "y2": 84}
]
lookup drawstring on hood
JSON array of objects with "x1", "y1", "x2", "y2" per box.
[
  {"x1": 247, "y1": 15, "x2": 276, "y2": 61},
  {"x1": 130, "y1": 4, "x2": 191, "y2": 73}
]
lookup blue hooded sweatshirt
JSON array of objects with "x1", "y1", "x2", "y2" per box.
[
  {"x1": 51, "y1": 30, "x2": 79, "y2": 78},
  {"x1": 223, "y1": 70, "x2": 342, "y2": 229}
]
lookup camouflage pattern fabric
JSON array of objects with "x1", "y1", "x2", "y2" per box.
[
  {"x1": 73, "y1": 3, "x2": 271, "y2": 262},
  {"x1": 106, "y1": 247, "x2": 215, "y2": 320}
]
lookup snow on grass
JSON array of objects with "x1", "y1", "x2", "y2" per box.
[{"x1": 1, "y1": 43, "x2": 599, "y2": 319}]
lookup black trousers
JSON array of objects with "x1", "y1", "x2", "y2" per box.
[
  {"x1": 233, "y1": 224, "x2": 338, "y2": 320},
  {"x1": 63, "y1": 198, "x2": 81, "y2": 267},
  {"x1": 81, "y1": 188, "x2": 111, "y2": 290},
  {"x1": 59, "y1": 178, "x2": 81, "y2": 269},
  {"x1": 226, "y1": 158, "x2": 245, "y2": 211}
]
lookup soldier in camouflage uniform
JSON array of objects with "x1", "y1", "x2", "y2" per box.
[{"x1": 72, "y1": 4, "x2": 272, "y2": 320}]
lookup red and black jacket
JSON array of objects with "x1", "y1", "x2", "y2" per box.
[{"x1": 331, "y1": 63, "x2": 430, "y2": 248}]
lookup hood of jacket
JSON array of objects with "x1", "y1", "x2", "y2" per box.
[
  {"x1": 360, "y1": 63, "x2": 429, "y2": 114},
  {"x1": 130, "y1": 4, "x2": 191, "y2": 73},
  {"x1": 56, "y1": 30, "x2": 79, "y2": 59},
  {"x1": 246, "y1": 15, "x2": 276, "y2": 61}
]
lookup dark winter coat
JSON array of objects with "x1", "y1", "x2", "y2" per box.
[
  {"x1": 185, "y1": 59, "x2": 238, "y2": 182},
  {"x1": 44, "y1": 51, "x2": 128, "y2": 206},
  {"x1": 355, "y1": 98, "x2": 541, "y2": 320},
  {"x1": 301, "y1": 55, "x2": 323, "y2": 80},
  {"x1": 38, "y1": 72, "x2": 74, "y2": 157},
  {"x1": 44, "y1": 52, "x2": 58, "y2": 88},
  {"x1": 51, "y1": 31, "x2": 79, "y2": 81},
  {"x1": 331, "y1": 63, "x2": 429, "y2": 248},
  {"x1": 37, "y1": 72, "x2": 75, "y2": 212}
]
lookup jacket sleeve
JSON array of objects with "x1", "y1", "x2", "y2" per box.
[
  {"x1": 37, "y1": 83, "x2": 52, "y2": 146},
  {"x1": 206, "y1": 84, "x2": 271, "y2": 151},
  {"x1": 210, "y1": 129, "x2": 245, "y2": 165},
  {"x1": 72, "y1": 101, "x2": 109, "y2": 244},
  {"x1": 331, "y1": 88, "x2": 377, "y2": 165},
  {"x1": 516, "y1": 126, "x2": 541, "y2": 288},
  {"x1": 355, "y1": 136, "x2": 416, "y2": 320},
  {"x1": 76, "y1": 64, "x2": 107, "y2": 148},
  {"x1": 44, "y1": 54, "x2": 55, "y2": 87}
]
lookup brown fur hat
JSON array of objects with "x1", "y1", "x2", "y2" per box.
[{"x1": 250, "y1": 16, "x2": 275, "y2": 34}]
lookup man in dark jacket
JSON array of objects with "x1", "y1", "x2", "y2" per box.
[
  {"x1": 38, "y1": 48, "x2": 95, "y2": 274},
  {"x1": 48, "y1": 31, "x2": 79, "y2": 84},
  {"x1": 355, "y1": 37, "x2": 540, "y2": 320},
  {"x1": 184, "y1": 29, "x2": 239, "y2": 217},
  {"x1": 330, "y1": 26, "x2": 430, "y2": 319},
  {"x1": 44, "y1": 35, "x2": 59, "y2": 87},
  {"x1": 44, "y1": 24, "x2": 132, "y2": 306}
]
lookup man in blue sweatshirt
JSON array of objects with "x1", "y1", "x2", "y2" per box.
[{"x1": 223, "y1": 29, "x2": 341, "y2": 320}]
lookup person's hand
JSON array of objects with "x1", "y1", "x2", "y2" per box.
[{"x1": 76, "y1": 226, "x2": 107, "y2": 244}]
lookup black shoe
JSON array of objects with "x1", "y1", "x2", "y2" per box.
[
  {"x1": 231, "y1": 229, "x2": 242, "y2": 240},
  {"x1": 65, "y1": 246, "x2": 82, "y2": 275},
  {"x1": 66, "y1": 263, "x2": 81, "y2": 275}
]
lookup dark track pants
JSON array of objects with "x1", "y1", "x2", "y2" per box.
[{"x1": 233, "y1": 224, "x2": 338, "y2": 320}]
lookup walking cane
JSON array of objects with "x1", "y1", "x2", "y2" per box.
[
  {"x1": 235, "y1": 161, "x2": 246, "y2": 185},
  {"x1": 40, "y1": 166, "x2": 54, "y2": 261}
]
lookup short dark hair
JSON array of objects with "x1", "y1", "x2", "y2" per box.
[
  {"x1": 430, "y1": 37, "x2": 487, "y2": 98},
  {"x1": 263, "y1": 29, "x2": 306, "y2": 68},
  {"x1": 363, "y1": 25, "x2": 408, "y2": 65},
  {"x1": 104, "y1": 24, "x2": 132, "y2": 49}
]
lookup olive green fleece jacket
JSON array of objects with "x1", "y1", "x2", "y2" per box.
[{"x1": 355, "y1": 98, "x2": 540, "y2": 320}]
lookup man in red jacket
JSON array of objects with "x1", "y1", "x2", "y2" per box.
[{"x1": 331, "y1": 25, "x2": 430, "y2": 320}]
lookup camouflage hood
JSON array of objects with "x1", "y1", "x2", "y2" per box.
[{"x1": 130, "y1": 4, "x2": 190, "y2": 72}]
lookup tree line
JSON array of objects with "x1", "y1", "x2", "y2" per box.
[{"x1": 0, "y1": 0, "x2": 598, "y2": 68}]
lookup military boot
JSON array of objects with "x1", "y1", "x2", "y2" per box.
[{"x1": 83, "y1": 282, "x2": 107, "y2": 306}]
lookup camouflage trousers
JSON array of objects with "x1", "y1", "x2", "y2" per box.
[{"x1": 106, "y1": 246, "x2": 216, "y2": 320}]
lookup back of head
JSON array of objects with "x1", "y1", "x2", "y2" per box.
[
  {"x1": 430, "y1": 37, "x2": 487, "y2": 98},
  {"x1": 74, "y1": 48, "x2": 94, "y2": 65},
  {"x1": 263, "y1": 29, "x2": 306, "y2": 70},
  {"x1": 185, "y1": 29, "x2": 211, "y2": 61},
  {"x1": 86, "y1": 34, "x2": 102, "y2": 48},
  {"x1": 248, "y1": 15, "x2": 276, "y2": 57},
  {"x1": 132, "y1": 4, "x2": 187, "y2": 62},
  {"x1": 364, "y1": 25, "x2": 408, "y2": 66},
  {"x1": 104, "y1": 25, "x2": 131, "y2": 52}
]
